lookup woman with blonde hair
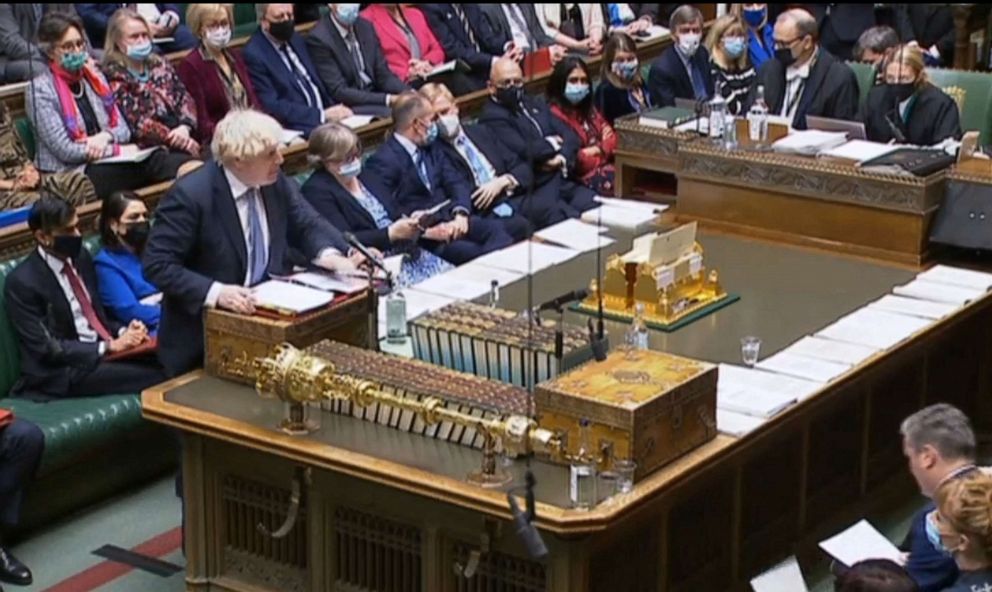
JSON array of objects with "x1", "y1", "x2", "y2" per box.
[
  {"x1": 862, "y1": 44, "x2": 961, "y2": 146},
  {"x1": 103, "y1": 8, "x2": 201, "y2": 156},
  {"x1": 705, "y1": 14, "x2": 755, "y2": 115},
  {"x1": 932, "y1": 471, "x2": 992, "y2": 589}
]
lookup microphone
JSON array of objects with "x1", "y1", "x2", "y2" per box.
[
  {"x1": 343, "y1": 232, "x2": 390, "y2": 279},
  {"x1": 506, "y1": 470, "x2": 548, "y2": 561},
  {"x1": 536, "y1": 288, "x2": 589, "y2": 313},
  {"x1": 588, "y1": 319, "x2": 608, "y2": 362}
]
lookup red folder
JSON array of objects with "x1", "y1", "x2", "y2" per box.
[{"x1": 522, "y1": 48, "x2": 552, "y2": 79}]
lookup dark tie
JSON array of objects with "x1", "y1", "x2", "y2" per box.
[
  {"x1": 345, "y1": 32, "x2": 370, "y2": 89},
  {"x1": 689, "y1": 60, "x2": 709, "y2": 101},
  {"x1": 61, "y1": 263, "x2": 113, "y2": 342},
  {"x1": 279, "y1": 44, "x2": 318, "y2": 108},
  {"x1": 245, "y1": 189, "x2": 268, "y2": 286},
  {"x1": 453, "y1": 5, "x2": 479, "y2": 51}
]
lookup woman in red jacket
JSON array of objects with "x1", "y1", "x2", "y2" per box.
[{"x1": 548, "y1": 56, "x2": 617, "y2": 196}]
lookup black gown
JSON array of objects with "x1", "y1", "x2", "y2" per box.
[{"x1": 862, "y1": 83, "x2": 962, "y2": 146}]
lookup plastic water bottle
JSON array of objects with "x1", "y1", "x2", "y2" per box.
[
  {"x1": 569, "y1": 418, "x2": 597, "y2": 510},
  {"x1": 747, "y1": 84, "x2": 769, "y2": 144},
  {"x1": 708, "y1": 81, "x2": 727, "y2": 139},
  {"x1": 625, "y1": 303, "x2": 649, "y2": 350},
  {"x1": 385, "y1": 290, "x2": 407, "y2": 344}
]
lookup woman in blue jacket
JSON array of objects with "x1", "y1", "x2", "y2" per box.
[{"x1": 94, "y1": 191, "x2": 161, "y2": 333}]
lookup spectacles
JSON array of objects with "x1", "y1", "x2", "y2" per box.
[
  {"x1": 58, "y1": 40, "x2": 86, "y2": 52},
  {"x1": 773, "y1": 36, "x2": 802, "y2": 50},
  {"x1": 495, "y1": 79, "x2": 524, "y2": 90}
]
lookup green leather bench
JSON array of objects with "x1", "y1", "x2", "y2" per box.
[{"x1": 0, "y1": 237, "x2": 176, "y2": 535}]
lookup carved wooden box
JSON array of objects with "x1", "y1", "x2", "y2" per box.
[
  {"x1": 535, "y1": 349, "x2": 717, "y2": 479},
  {"x1": 204, "y1": 292, "x2": 372, "y2": 385}
]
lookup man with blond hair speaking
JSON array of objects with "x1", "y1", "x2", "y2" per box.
[{"x1": 144, "y1": 109, "x2": 360, "y2": 376}]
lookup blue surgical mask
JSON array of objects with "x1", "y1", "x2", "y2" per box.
[
  {"x1": 126, "y1": 40, "x2": 154, "y2": 61},
  {"x1": 613, "y1": 60, "x2": 638, "y2": 81},
  {"x1": 423, "y1": 121, "x2": 439, "y2": 145},
  {"x1": 338, "y1": 158, "x2": 362, "y2": 178},
  {"x1": 60, "y1": 51, "x2": 88, "y2": 72},
  {"x1": 743, "y1": 7, "x2": 766, "y2": 29},
  {"x1": 564, "y1": 82, "x2": 590, "y2": 105},
  {"x1": 925, "y1": 511, "x2": 956, "y2": 556},
  {"x1": 335, "y1": 4, "x2": 361, "y2": 26},
  {"x1": 723, "y1": 36, "x2": 746, "y2": 59}
]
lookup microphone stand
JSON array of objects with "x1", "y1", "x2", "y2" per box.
[
  {"x1": 553, "y1": 304, "x2": 565, "y2": 373},
  {"x1": 368, "y1": 271, "x2": 389, "y2": 353}
]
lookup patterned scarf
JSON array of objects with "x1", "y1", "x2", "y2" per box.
[{"x1": 50, "y1": 60, "x2": 120, "y2": 141}]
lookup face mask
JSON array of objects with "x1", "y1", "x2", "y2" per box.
[
  {"x1": 421, "y1": 120, "x2": 439, "y2": 145},
  {"x1": 204, "y1": 27, "x2": 232, "y2": 49},
  {"x1": 775, "y1": 45, "x2": 798, "y2": 68},
  {"x1": 724, "y1": 36, "x2": 746, "y2": 59},
  {"x1": 564, "y1": 82, "x2": 590, "y2": 105},
  {"x1": 613, "y1": 60, "x2": 639, "y2": 81},
  {"x1": 338, "y1": 158, "x2": 362, "y2": 178},
  {"x1": 678, "y1": 32, "x2": 701, "y2": 56},
  {"x1": 50, "y1": 234, "x2": 82, "y2": 260},
  {"x1": 122, "y1": 221, "x2": 150, "y2": 251},
  {"x1": 60, "y1": 51, "x2": 88, "y2": 72},
  {"x1": 743, "y1": 7, "x2": 766, "y2": 29},
  {"x1": 268, "y1": 19, "x2": 296, "y2": 43},
  {"x1": 925, "y1": 511, "x2": 958, "y2": 557},
  {"x1": 495, "y1": 86, "x2": 523, "y2": 110},
  {"x1": 126, "y1": 40, "x2": 154, "y2": 61},
  {"x1": 335, "y1": 4, "x2": 361, "y2": 26},
  {"x1": 438, "y1": 113, "x2": 460, "y2": 138},
  {"x1": 888, "y1": 82, "x2": 916, "y2": 104}
]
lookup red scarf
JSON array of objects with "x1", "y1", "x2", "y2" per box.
[{"x1": 50, "y1": 60, "x2": 120, "y2": 141}]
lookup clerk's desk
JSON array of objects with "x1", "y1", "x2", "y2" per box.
[
  {"x1": 143, "y1": 232, "x2": 992, "y2": 592},
  {"x1": 614, "y1": 118, "x2": 947, "y2": 265}
]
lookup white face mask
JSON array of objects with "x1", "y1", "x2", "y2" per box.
[
  {"x1": 678, "y1": 32, "x2": 701, "y2": 56},
  {"x1": 438, "y1": 113, "x2": 460, "y2": 139},
  {"x1": 204, "y1": 26, "x2": 232, "y2": 49}
]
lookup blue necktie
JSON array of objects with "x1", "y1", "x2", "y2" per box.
[
  {"x1": 689, "y1": 60, "x2": 708, "y2": 101},
  {"x1": 245, "y1": 189, "x2": 268, "y2": 285},
  {"x1": 414, "y1": 150, "x2": 432, "y2": 191},
  {"x1": 458, "y1": 136, "x2": 493, "y2": 185}
]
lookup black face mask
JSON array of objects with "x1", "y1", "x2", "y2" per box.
[
  {"x1": 887, "y1": 82, "x2": 916, "y2": 105},
  {"x1": 775, "y1": 47, "x2": 797, "y2": 68},
  {"x1": 122, "y1": 221, "x2": 151, "y2": 252},
  {"x1": 50, "y1": 234, "x2": 82, "y2": 260},
  {"x1": 495, "y1": 86, "x2": 523, "y2": 111},
  {"x1": 269, "y1": 19, "x2": 295, "y2": 43}
]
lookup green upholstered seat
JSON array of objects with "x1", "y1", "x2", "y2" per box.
[
  {"x1": 14, "y1": 116, "x2": 34, "y2": 161},
  {"x1": 847, "y1": 61, "x2": 877, "y2": 109},
  {"x1": 925, "y1": 67, "x2": 992, "y2": 143}
]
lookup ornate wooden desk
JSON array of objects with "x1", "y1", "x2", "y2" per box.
[{"x1": 143, "y1": 235, "x2": 992, "y2": 592}]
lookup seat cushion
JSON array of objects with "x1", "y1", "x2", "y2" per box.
[{"x1": 1, "y1": 394, "x2": 145, "y2": 475}]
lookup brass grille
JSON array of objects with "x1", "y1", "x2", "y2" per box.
[
  {"x1": 221, "y1": 475, "x2": 308, "y2": 569},
  {"x1": 334, "y1": 507, "x2": 423, "y2": 592},
  {"x1": 452, "y1": 543, "x2": 546, "y2": 592}
]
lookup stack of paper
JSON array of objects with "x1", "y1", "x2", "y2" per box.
[
  {"x1": 717, "y1": 363, "x2": 820, "y2": 419},
  {"x1": 408, "y1": 273, "x2": 492, "y2": 301},
  {"x1": 918, "y1": 264, "x2": 992, "y2": 291},
  {"x1": 756, "y1": 351, "x2": 850, "y2": 384},
  {"x1": 437, "y1": 263, "x2": 525, "y2": 290},
  {"x1": 816, "y1": 308, "x2": 931, "y2": 350},
  {"x1": 869, "y1": 294, "x2": 959, "y2": 320},
  {"x1": 772, "y1": 130, "x2": 848, "y2": 156},
  {"x1": 279, "y1": 129, "x2": 304, "y2": 145},
  {"x1": 581, "y1": 205, "x2": 659, "y2": 233},
  {"x1": 282, "y1": 271, "x2": 367, "y2": 294},
  {"x1": 717, "y1": 409, "x2": 766, "y2": 437},
  {"x1": 471, "y1": 241, "x2": 579, "y2": 274},
  {"x1": 252, "y1": 280, "x2": 335, "y2": 315},
  {"x1": 819, "y1": 520, "x2": 902, "y2": 567},
  {"x1": 750, "y1": 556, "x2": 809, "y2": 592},
  {"x1": 781, "y1": 336, "x2": 880, "y2": 367},
  {"x1": 340, "y1": 114, "x2": 376, "y2": 129},
  {"x1": 594, "y1": 196, "x2": 669, "y2": 215},
  {"x1": 96, "y1": 146, "x2": 160, "y2": 165},
  {"x1": 893, "y1": 278, "x2": 985, "y2": 306},
  {"x1": 819, "y1": 140, "x2": 896, "y2": 163},
  {"x1": 534, "y1": 219, "x2": 613, "y2": 253}
]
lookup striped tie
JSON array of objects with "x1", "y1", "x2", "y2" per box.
[
  {"x1": 245, "y1": 189, "x2": 268, "y2": 286},
  {"x1": 453, "y1": 5, "x2": 479, "y2": 51}
]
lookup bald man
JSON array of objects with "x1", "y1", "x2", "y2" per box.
[
  {"x1": 744, "y1": 8, "x2": 859, "y2": 130},
  {"x1": 477, "y1": 58, "x2": 596, "y2": 222}
]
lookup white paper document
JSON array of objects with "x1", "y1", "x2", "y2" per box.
[
  {"x1": 438, "y1": 263, "x2": 525, "y2": 289},
  {"x1": 819, "y1": 520, "x2": 902, "y2": 567},
  {"x1": 756, "y1": 351, "x2": 850, "y2": 384},
  {"x1": 139, "y1": 292, "x2": 163, "y2": 306},
  {"x1": 283, "y1": 271, "x2": 366, "y2": 294},
  {"x1": 869, "y1": 294, "x2": 959, "y2": 320},
  {"x1": 717, "y1": 409, "x2": 766, "y2": 437},
  {"x1": 427, "y1": 60, "x2": 456, "y2": 77},
  {"x1": 252, "y1": 280, "x2": 335, "y2": 314},
  {"x1": 534, "y1": 219, "x2": 613, "y2": 253},
  {"x1": 581, "y1": 205, "x2": 658, "y2": 233},
  {"x1": 816, "y1": 308, "x2": 931, "y2": 350},
  {"x1": 917, "y1": 264, "x2": 992, "y2": 291},
  {"x1": 772, "y1": 130, "x2": 848, "y2": 156},
  {"x1": 819, "y1": 140, "x2": 896, "y2": 163},
  {"x1": 593, "y1": 196, "x2": 669, "y2": 214},
  {"x1": 408, "y1": 273, "x2": 492, "y2": 301},
  {"x1": 782, "y1": 336, "x2": 880, "y2": 367},
  {"x1": 471, "y1": 241, "x2": 579, "y2": 274},
  {"x1": 718, "y1": 363, "x2": 820, "y2": 414},
  {"x1": 96, "y1": 146, "x2": 160, "y2": 165},
  {"x1": 893, "y1": 278, "x2": 986, "y2": 306},
  {"x1": 718, "y1": 382, "x2": 798, "y2": 418},
  {"x1": 750, "y1": 556, "x2": 809, "y2": 592},
  {"x1": 340, "y1": 115, "x2": 375, "y2": 129}
]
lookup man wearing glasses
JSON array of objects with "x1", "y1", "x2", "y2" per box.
[{"x1": 744, "y1": 8, "x2": 858, "y2": 130}]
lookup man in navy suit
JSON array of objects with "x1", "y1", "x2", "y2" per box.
[
  {"x1": 898, "y1": 403, "x2": 979, "y2": 592},
  {"x1": 478, "y1": 58, "x2": 596, "y2": 219},
  {"x1": 363, "y1": 92, "x2": 515, "y2": 265},
  {"x1": 4, "y1": 196, "x2": 163, "y2": 400},
  {"x1": 143, "y1": 110, "x2": 358, "y2": 377},
  {"x1": 646, "y1": 5, "x2": 713, "y2": 108},
  {"x1": 243, "y1": 4, "x2": 354, "y2": 137},
  {"x1": 0, "y1": 418, "x2": 44, "y2": 587},
  {"x1": 420, "y1": 4, "x2": 517, "y2": 90},
  {"x1": 77, "y1": 3, "x2": 195, "y2": 53},
  {"x1": 305, "y1": 3, "x2": 410, "y2": 118}
]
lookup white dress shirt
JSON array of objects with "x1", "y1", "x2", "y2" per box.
[
  {"x1": 781, "y1": 58, "x2": 813, "y2": 120},
  {"x1": 38, "y1": 247, "x2": 98, "y2": 343},
  {"x1": 501, "y1": 4, "x2": 533, "y2": 50}
]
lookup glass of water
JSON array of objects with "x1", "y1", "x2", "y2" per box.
[
  {"x1": 613, "y1": 459, "x2": 637, "y2": 493},
  {"x1": 741, "y1": 336, "x2": 761, "y2": 367}
]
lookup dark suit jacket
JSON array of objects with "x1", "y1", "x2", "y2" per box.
[
  {"x1": 421, "y1": 4, "x2": 495, "y2": 78},
  {"x1": 78, "y1": 3, "x2": 180, "y2": 46},
  {"x1": 4, "y1": 249, "x2": 122, "y2": 397},
  {"x1": 300, "y1": 168, "x2": 402, "y2": 252},
  {"x1": 0, "y1": 4, "x2": 77, "y2": 62},
  {"x1": 176, "y1": 46, "x2": 261, "y2": 143},
  {"x1": 595, "y1": 80, "x2": 653, "y2": 125},
  {"x1": 646, "y1": 46, "x2": 714, "y2": 108},
  {"x1": 862, "y1": 83, "x2": 962, "y2": 146},
  {"x1": 243, "y1": 30, "x2": 331, "y2": 137},
  {"x1": 902, "y1": 504, "x2": 959, "y2": 592},
  {"x1": 437, "y1": 123, "x2": 534, "y2": 193},
  {"x1": 894, "y1": 4, "x2": 955, "y2": 65},
  {"x1": 472, "y1": 4, "x2": 554, "y2": 55},
  {"x1": 143, "y1": 160, "x2": 347, "y2": 376},
  {"x1": 744, "y1": 49, "x2": 859, "y2": 130},
  {"x1": 478, "y1": 96, "x2": 580, "y2": 172},
  {"x1": 810, "y1": 3, "x2": 875, "y2": 59},
  {"x1": 363, "y1": 134, "x2": 474, "y2": 216},
  {"x1": 305, "y1": 12, "x2": 408, "y2": 110}
]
